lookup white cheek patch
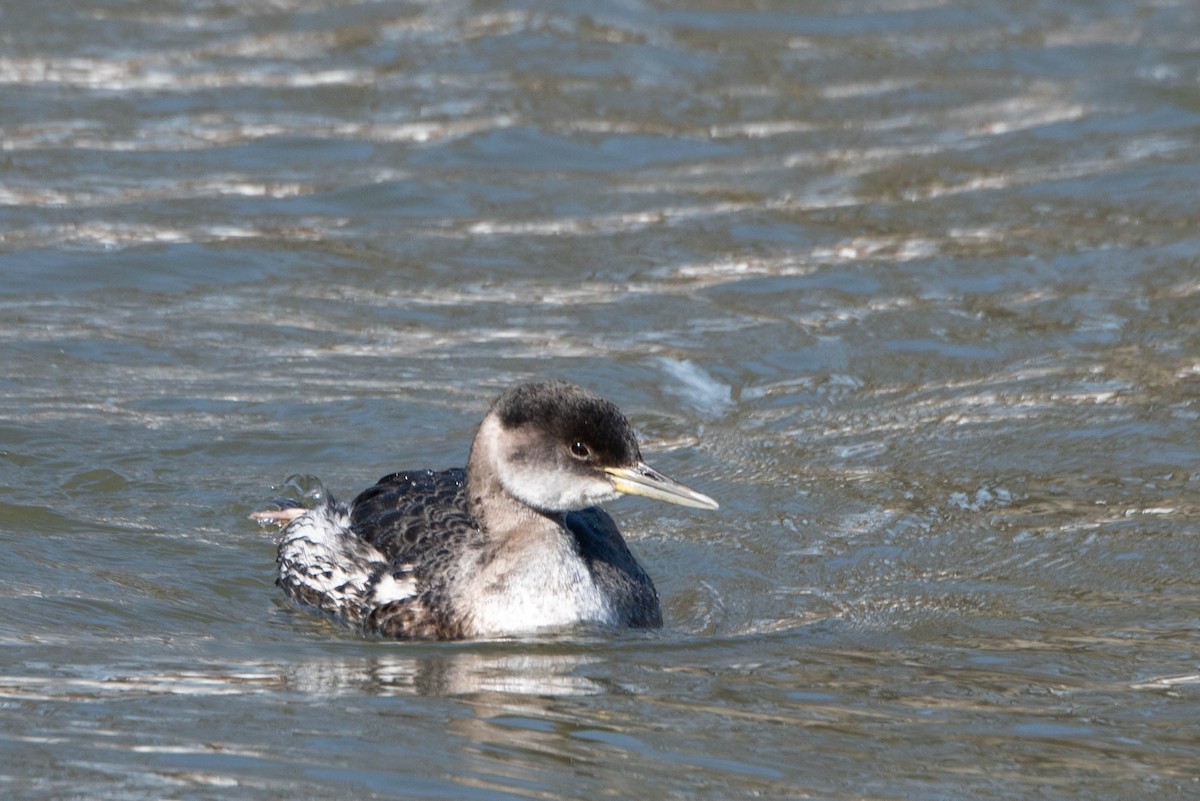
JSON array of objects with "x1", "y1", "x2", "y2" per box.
[
  {"x1": 476, "y1": 416, "x2": 620, "y2": 512},
  {"x1": 497, "y1": 455, "x2": 617, "y2": 511}
]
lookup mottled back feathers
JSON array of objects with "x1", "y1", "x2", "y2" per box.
[{"x1": 349, "y1": 469, "x2": 481, "y2": 639}]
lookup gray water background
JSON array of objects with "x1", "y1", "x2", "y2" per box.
[{"x1": 2, "y1": 0, "x2": 1199, "y2": 798}]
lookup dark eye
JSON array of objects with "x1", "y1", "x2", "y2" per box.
[{"x1": 570, "y1": 440, "x2": 591, "y2": 459}]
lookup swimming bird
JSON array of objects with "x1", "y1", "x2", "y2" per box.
[{"x1": 253, "y1": 381, "x2": 718, "y2": 640}]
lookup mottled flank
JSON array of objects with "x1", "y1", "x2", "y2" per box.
[
  {"x1": 352, "y1": 469, "x2": 478, "y2": 639},
  {"x1": 261, "y1": 382, "x2": 716, "y2": 640},
  {"x1": 274, "y1": 498, "x2": 382, "y2": 625}
]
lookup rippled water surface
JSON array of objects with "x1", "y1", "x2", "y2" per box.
[{"x1": 3, "y1": 1, "x2": 1200, "y2": 798}]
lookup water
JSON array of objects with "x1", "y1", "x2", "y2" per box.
[{"x1": 3, "y1": 0, "x2": 1199, "y2": 798}]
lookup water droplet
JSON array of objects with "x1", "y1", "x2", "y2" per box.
[{"x1": 279, "y1": 473, "x2": 326, "y2": 504}]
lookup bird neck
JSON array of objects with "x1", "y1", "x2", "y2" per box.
[{"x1": 465, "y1": 415, "x2": 561, "y2": 538}]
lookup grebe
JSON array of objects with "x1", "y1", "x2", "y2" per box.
[{"x1": 253, "y1": 381, "x2": 718, "y2": 639}]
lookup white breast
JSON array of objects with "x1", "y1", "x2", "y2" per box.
[{"x1": 459, "y1": 533, "x2": 617, "y2": 636}]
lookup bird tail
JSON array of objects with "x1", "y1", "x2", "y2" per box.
[{"x1": 274, "y1": 498, "x2": 387, "y2": 626}]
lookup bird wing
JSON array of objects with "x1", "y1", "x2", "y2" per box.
[{"x1": 348, "y1": 468, "x2": 480, "y2": 638}]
